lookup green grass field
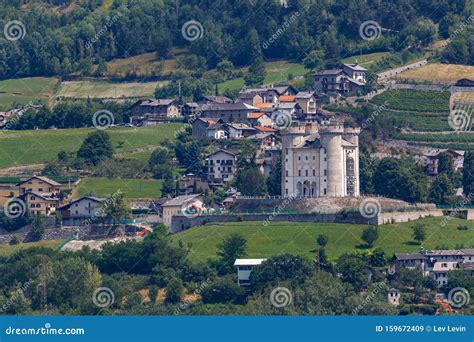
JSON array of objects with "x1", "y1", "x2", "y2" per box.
[
  {"x1": 0, "y1": 77, "x2": 58, "y2": 110},
  {"x1": 0, "y1": 124, "x2": 183, "y2": 169},
  {"x1": 218, "y1": 61, "x2": 308, "y2": 92},
  {"x1": 342, "y1": 52, "x2": 389, "y2": 66},
  {"x1": 76, "y1": 177, "x2": 162, "y2": 199},
  {"x1": 173, "y1": 217, "x2": 474, "y2": 262},
  {"x1": 0, "y1": 239, "x2": 64, "y2": 256},
  {"x1": 58, "y1": 80, "x2": 169, "y2": 99}
]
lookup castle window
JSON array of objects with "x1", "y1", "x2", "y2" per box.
[
  {"x1": 305, "y1": 170, "x2": 308, "y2": 176},
  {"x1": 313, "y1": 170, "x2": 315, "y2": 176},
  {"x1": 324, "y1": 189, "x2": 326, "y2": 195},
  {"x1": 298, "y1": 170, "x2": 301, "y2": 176},
  {"x1": 298, "y1": 156, "x2": 301, "y2": 161},
  {"x1": 286, "y1": 171, "x2": 288, "y2": 177},
  {"x1": 324, "y1": 170, "x2": 327, "y2": 176},
  {"x1": 305, "y1": 156, "x2": 308, "y2": 160}
]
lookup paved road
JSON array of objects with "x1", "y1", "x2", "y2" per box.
[{"x1": 377, "y1": 59, "x2": 428, "y2": 80}]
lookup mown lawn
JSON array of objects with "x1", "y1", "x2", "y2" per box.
[
  {"x1": 0, "y1": 77, "x2": 58, "y2": 110},
  {"x1": 76, "y1": 177, "x2": 162, "y2": 199},
  {"x1": 173, "y1": 217, "x2": 474, "y2": 263},
  {"x1": 0, "y1": 124, "x2": 183, "y2": 169}
]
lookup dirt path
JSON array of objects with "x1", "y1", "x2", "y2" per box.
[{"x1": 0, "y1": 163, "x2": 45, "y2": 176}]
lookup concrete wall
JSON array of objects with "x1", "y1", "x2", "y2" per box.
[
  {"x1": 377, "y1": 209, "x2": 444, "y2": 225},
  {"x1": 171, "y1": 209, "x2": 447, "y2": 233},
  {"x1": 467, "y1": 209, "x2": 474, "y2": 221}
]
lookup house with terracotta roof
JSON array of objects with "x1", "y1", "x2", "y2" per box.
[
  {"x1": 254, "y1": 126, "x2": 277, "y2": 133},
  {"x1": 247, "y1": 112, "x2": 272, "y2": 127},
  {"x1": 238, "y1": 84, "x2": 297, "y2": 106}
]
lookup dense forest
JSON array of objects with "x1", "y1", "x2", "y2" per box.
[{"x1": 0, "y1": 0, "x2": 470, "y2": 79}]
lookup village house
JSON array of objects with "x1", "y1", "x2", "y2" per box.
[
  {"x1": 130, "y1": 99, "x2": 181, "y2": 125},
  {"x1": 20, "y1": 191, "x2": 60, "y2": 216},
  {"x1": 424, "y1": 149, "x2": 464, "y2": 176},
  {"x1": 275, "y1": 102, "x2": 304, "y2": 120},
  {"x1": 207, "y1": 150, "x2": 237, "y2": 185},
  {"x1": 238, "y1": 84, "x2": 298, "y2": 106},
  {"x1": 58, "y1": 196, "x2": 105, "y2": 226},
  {"x1": 455, "y1": 78, "x2": 474, "y2": 87},
  {"x1": 393, "y1": 249, "x2": 474, "y2": 287},
  {"x1": 313, "y1": 64, "x2": 367, "y2": 96},
  {"x1": 294, "y1": 91, "x2": 317, "y2": 119},
  {"x1": 234, "y1": 259, "x2": 267, "y2": 286},
  {"x1": 247, "y1": 112, "x2": 273, "y2": 127},
  {"x1": 17, "y1": 176, "x2": 61, "y2": 196},
  {"x1": 192, "y1": 117, "x2": 218, "y2": 138},
  {"x1": 226, "y1": 123, "x2": 257, "y2": 139},
  {"x1": 177, "y1": 175, "x2": 211, "y2": 196},
  {"x1": 199, "y1": 102, "x2": 258, "y2": 122},
  {"x1": 181, "y1": 102, "x2": 200, "y2": 117},
  {"x1": 161, "y1": 194, "x2": 205, "y2": 227},
  {"x1": 197, "y1": 95, "x2": 233, "y2": 104}
]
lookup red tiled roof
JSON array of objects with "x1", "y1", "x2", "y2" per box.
[
  {"x1": 279, "y1": 95, "x2": 295, "y2": 102},
  {"x1": 254, "y1": 126, "x2": 277, "y2": 132}
]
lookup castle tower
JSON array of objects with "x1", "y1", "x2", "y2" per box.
[
  {"x1": 281, "y1": 126, "x2": 306, "y2": 197},
  {"x1": 319, "y1": 122, "x2": 345, "y2": 197},
  {"x1": 281, "y1": 121, "x2": 360, "y2": 198}
]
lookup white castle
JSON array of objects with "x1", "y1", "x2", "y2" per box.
[{"x1": 281, "y1": 121, "x2": 360, "y2": 198}]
